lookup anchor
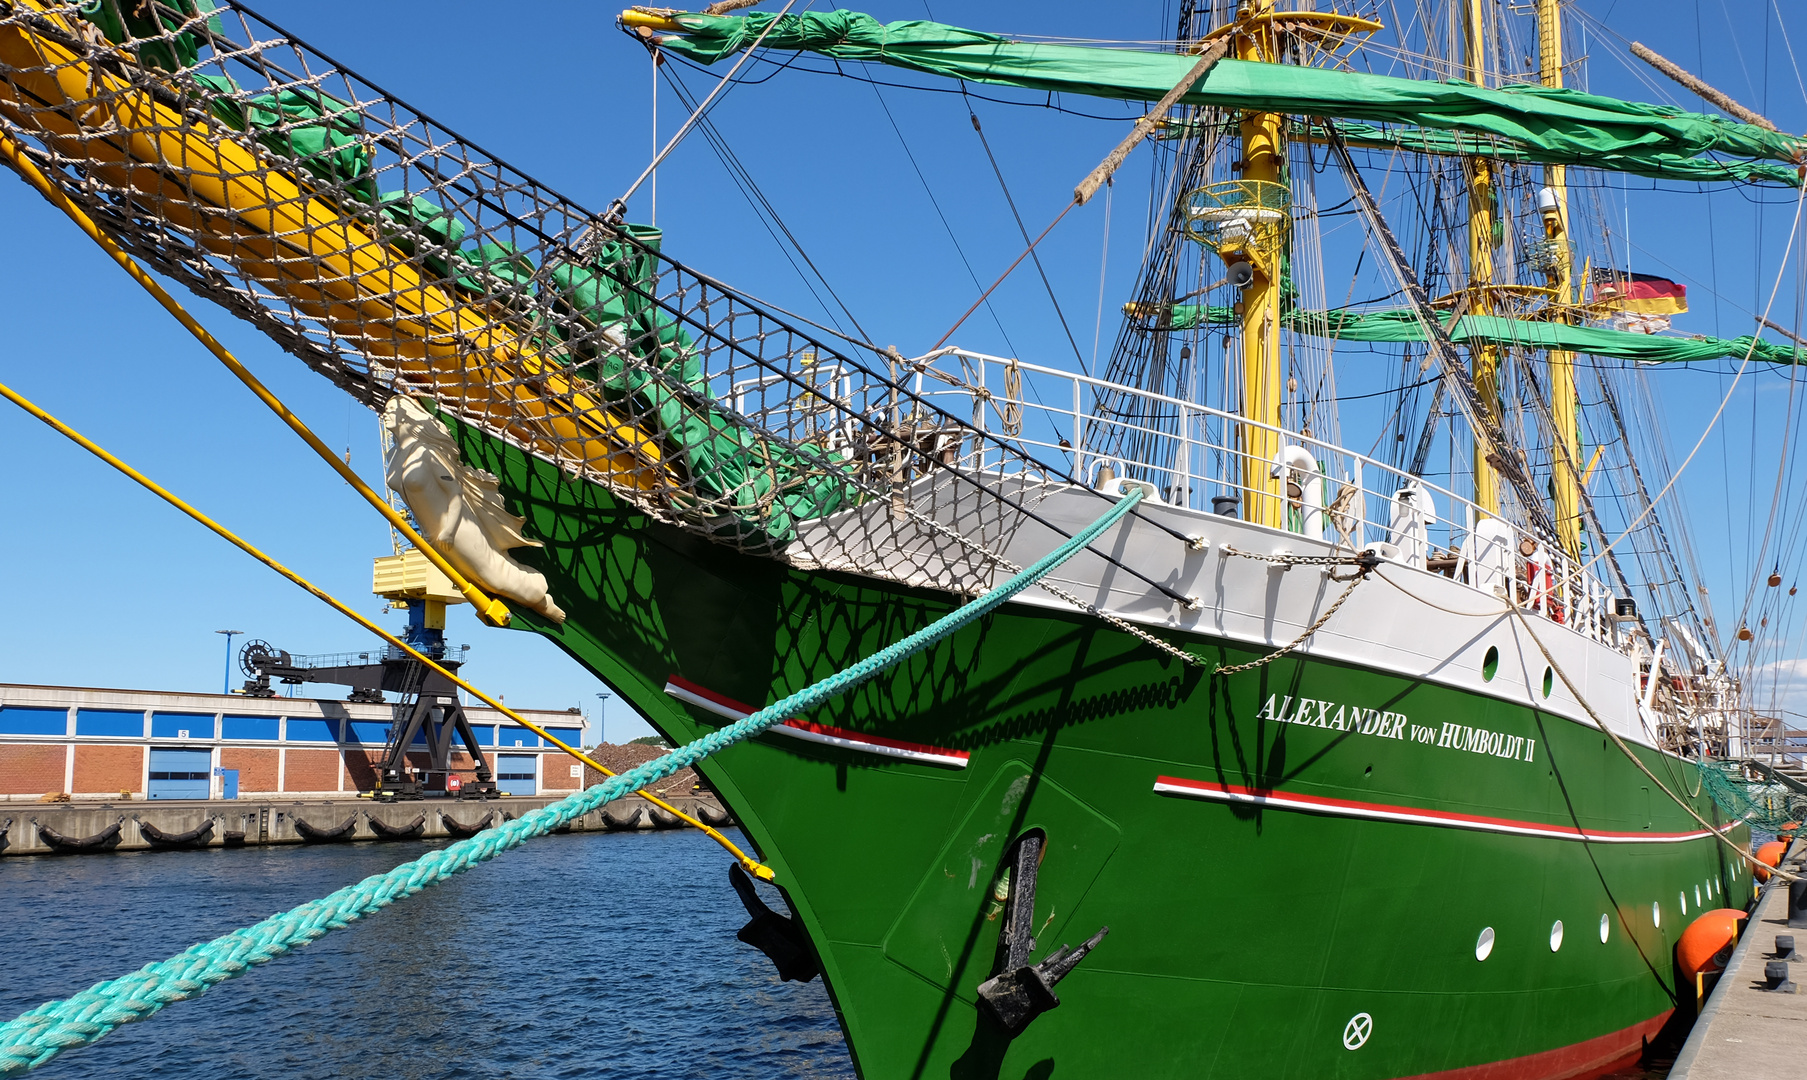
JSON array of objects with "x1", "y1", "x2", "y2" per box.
[
  {"x1": 975, "y1": 831, "x2": 1110, "y2": 1036},
  {"x1": 728, "y1": 863, "x2": 820, "y2": 983}
]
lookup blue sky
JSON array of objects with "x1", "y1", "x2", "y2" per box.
[{"x1": 1, "y1": 0, "x2": 1804, "y2": 740}]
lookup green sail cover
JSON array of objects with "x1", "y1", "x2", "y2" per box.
[
  {"x1": 1155, "y1": 303, "x2": 1803, "y2": 365},
  {"x1": 193, "y1": 75, "x2": 378, "y2": 201},
  {"x1": 549, "y1": 225, "x2": 859, "y2": 548},
  {"x1": 653, "y1": 10, "x2": 1805, "y2": 186}
]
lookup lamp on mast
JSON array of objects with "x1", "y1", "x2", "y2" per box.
[{"x1": 215, "y1": 629, "x2": 244, "y2": 695}]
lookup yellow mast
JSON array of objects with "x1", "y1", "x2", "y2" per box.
[
  {"x1": 1464, "y1": 0, "x2": 1501, "y2": 515},
  {"x1": 1539, "y1": 0, "x2": 1583, "y2": 556},
  {"x1": 1237, "y1": 2, "x2": 1286, "y2": 529}
]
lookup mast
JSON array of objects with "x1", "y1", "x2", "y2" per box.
[
  {"x1": 1236, "y1": 1, "x2": 1286, "y2": 530},
  {"x1": 1539, "y1": 0, "x2": 1583, "y2": 557},
  {"x1": 1463, "y1": 0, "x2": 1501, "y2": 516}
]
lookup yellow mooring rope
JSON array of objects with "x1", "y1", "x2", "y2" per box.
[
  {"x1": 0, "y1": 127, "x2": 773, "y2": 876},
  {"x1": 0, "y1": 128, "x2": 514, "y2": 626},
  {"x1": 0, "y1": 378, "x2": 774, "y2": 881}
]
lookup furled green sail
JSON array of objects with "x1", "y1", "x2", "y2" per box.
[
  {"x1": 1146, "y1": 303, "x2": 1804, "y2": 365},
  {"x1": 549, "y1": 225, "x2": 859, "y2": 548},
  {"x1": 649, "y1": 10, "x2": 1805, "y2": 186}
]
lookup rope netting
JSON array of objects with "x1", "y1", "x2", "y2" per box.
[
  {"x1": 1700, "y1": 761, "x2": 1807, "y2": 835},
  {"x1": 0, "y1": 0, "x2": 1167, "y2": 598},
  {"x1": 0, "y1": 489, "x2": 1145, "y2": 1075}
]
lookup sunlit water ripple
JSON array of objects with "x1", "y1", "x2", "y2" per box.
[{"x1": 0, "y1": 828, "x2": 855, "y2": 1078}]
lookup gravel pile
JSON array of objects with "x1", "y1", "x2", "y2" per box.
[{"x1": 581, "y1": 741, "x2": 711, "y2": 798}]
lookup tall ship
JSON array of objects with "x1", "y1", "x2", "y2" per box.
[{"x1": 0, "y1": 1, "x2": 1798, "y2": 1076}]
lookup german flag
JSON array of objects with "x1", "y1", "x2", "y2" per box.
[{"x1": 1590, "y1": 269, "x2": 1687, "y2": 315}]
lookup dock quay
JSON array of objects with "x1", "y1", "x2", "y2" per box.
[
  {"x1": 0, "y1": 792, "x2": 732, "y2": 857},
  {"x1": 1670, "y1": 838, "x2": 1807, "y2": 1079}
]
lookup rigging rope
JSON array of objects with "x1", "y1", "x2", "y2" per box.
[
  {"x1": 611, "y1": 0, "x2": 799, "y2": 219},
  {"x1": 0, "y1": 128, "x2": 512, "y2": 628},
  {"x1": 0, "y1": 376, "x2": 772, "y2": 881},
  {"x1": 1511, "y1": 605, "x2": 1797, "y2": 881},
  {"x1": 968, "y1": 107, "x2": 1090, "y2": 374},
  {"x1": 0, "y1": 487, "x2": 1145, "y2": 1076},
  {"x1": 1367, "y1": 558, "x2": 1794, "y2": 880},
  {"x1": 1580, "y1": 180, "x2": 1807, "y2": 578}
]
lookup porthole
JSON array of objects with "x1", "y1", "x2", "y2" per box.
[
  {"x1": 1482, "y1": 646, "x2": 1500, "y2": 682},
  {"x1": 1476, "y1": 926, "x2": 1496, "y2": 961},
  {"x1": 1653, "y1": 902, "x2": 1662, "y2": 928},
  {"x1": 1549, "y1": 920, "x2": 1564, "y2": 952},
  {"x1": 1694, "y1": 885, "x2": 1702, "y2": 906},
  {"x1": 1679, "y1": 891, "x2": 1687, "y2": 915},
  {"x1": 1599, "y1": 914, "x2": 1610, "y2": 943},
  {"x1": 1541, "y1": 666, "x2": 1554, "y2": 698}
]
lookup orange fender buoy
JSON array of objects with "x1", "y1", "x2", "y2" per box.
[
  {"x1": 1756, "y1": 840, "x2": 1788, "y2": 883},
  {"x1": 1677, "y1": 908, "x2": 1749, "y2": 980}
]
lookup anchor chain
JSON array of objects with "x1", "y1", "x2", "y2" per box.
[{"x1": 1214, "y1": 548, "x2": 1380, "y2": 675}]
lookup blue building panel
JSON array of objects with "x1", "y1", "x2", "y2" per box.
[
  {"x1": 75, "y1": 709, "x2": 144, "y2": 737},
  {"x1": 0, "y1": 706, "x2": 68, "y2": 736},
  {"x1": 345, "y1": 721, "x2": 390, "y2": 744},
  {"x1": 150, "y1": 713, "x2": 215, "y2": 739},
  {"x1": 476, "y1": 725, "x2": 497, "y2": 746},
  {"x1": 285, "y1": 718, "x2": 338, "y2": 743},
  {"x1": 496, "y1": 726, "x2": 539, "y2": 748},
  {"x1": 221, "y1": 715, "x2": 279, "y2": 741},
  {"x1": 494, "y1": 754, "x2": 536, "y2": 796},
  {"x1": 147, "y1": 747, "x2": 212, "y2": 800},
  {"x1": 545, "y1": 727, "x2": 583, "y2": 748}
]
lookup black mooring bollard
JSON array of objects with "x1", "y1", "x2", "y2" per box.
[
  {"x1": 1763, "y1": 960, "x2": 1798, "y2": 993},
  {"x1": 1790, "y1": 875, "x2": 1807, "y2": 930},
  {"x1": 1777, "y1": 934, "x2": 1799, "y2": 961}
]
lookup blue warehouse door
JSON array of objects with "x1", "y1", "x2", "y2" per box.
[
  {"x1": 148, "y1": 748, "x2": 212, "y2": 800},
  {"x1": 495, "y1": 754, "x2": 536, "y2": 796}
]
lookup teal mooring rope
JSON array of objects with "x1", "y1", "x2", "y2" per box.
[{"x1": 0, "y1": 488, "x2": 1144, "y2": 1074}]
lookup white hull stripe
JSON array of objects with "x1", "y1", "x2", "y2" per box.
[
  {"x1": 663, "y1": 676, "x2": 969, "y2": 768},
  {"x1": 1154, "y1": 776, "x2": 1733, "y2": 844}
]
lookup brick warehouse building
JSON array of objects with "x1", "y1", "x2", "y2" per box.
[{"x1": 0, "y1": 682, "x2": 589, "y2": 801}]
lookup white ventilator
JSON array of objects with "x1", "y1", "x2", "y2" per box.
[
  {"x1": 1460, "y1": 518, "x2": 1515, "y2": 597},
  {"x1": 1386, "y1": 483, "x2": 1435, "y2": 568}
]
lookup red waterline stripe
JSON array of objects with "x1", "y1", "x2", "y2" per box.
[
  {"x1": 1401, "y1": 1009, "x2": 1670, "y2": 1080},
  {"x1": 663, "y1": 675, "x2": 969, "y2": 769},
  {"x1": 1154, "y1": 777, "x2": 1730, "y2": 844}
]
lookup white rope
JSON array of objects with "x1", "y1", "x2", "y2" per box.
[
  {"x1": 612, "y1": 0, "x2": 800, "y2": 216},
  {"x1": 1580, "y1": 180, "x2": 1807, "y2": 576}
]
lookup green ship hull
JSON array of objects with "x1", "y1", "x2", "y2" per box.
[{"x1": 455, "y1": 421, "x2": 1747, "y2": 1080}]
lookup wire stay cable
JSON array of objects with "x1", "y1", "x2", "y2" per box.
[
  {"x1": 0, "y1": 377, "x2": 772, "y2": 882},
  {"x1": 0, "y1": 129, "x2": 514, "y2": 628}
]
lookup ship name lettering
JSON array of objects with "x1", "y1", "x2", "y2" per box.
[
  {"x1": 1257, "y1": 697, "x2": 1534, "y2": 764},
  {"x1": 1256, "y1": 695, "x2": 1406, "y2": 740},
  {"x1": 1436, "y1": 721, "x2": 1534, "y2": 763}
]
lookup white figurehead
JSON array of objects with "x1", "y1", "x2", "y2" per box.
[{"x1": 382, "y1": 395, "x2": 566, "y2": 622}]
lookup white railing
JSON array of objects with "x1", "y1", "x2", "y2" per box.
[{"x1": 903, "y1": 347, "x2": 1621, "y2": 648}]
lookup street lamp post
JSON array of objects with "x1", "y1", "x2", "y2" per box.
[
  {"x1": 596, "y1": 691, "x2": 611, "y2": 745},
  {"x1": 215, "y1": 629, "x2": 244, "y2": 694}
]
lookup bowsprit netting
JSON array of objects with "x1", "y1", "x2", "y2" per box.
[
  {"x1": 0, "y1": 0, "x2": 1150, "y2": 597},
  {"x1": 1700, "y1": 762, "x2": 1807, "y2": 836}
]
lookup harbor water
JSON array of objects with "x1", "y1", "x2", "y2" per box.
[
  {"x1": 0, "y1": 825, "x2": 1717, "y2": 1078},
  {"x1": 0, "y1": 828, "x2": 854, "y2": 1078}
]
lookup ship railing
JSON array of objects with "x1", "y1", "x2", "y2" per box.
[
  {"x1": 903, "y1": 347, "x2": 1620, "y2": 648},
  {"x1": 0, "y1": 5, "x2": 1616, "y2": 626}
]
